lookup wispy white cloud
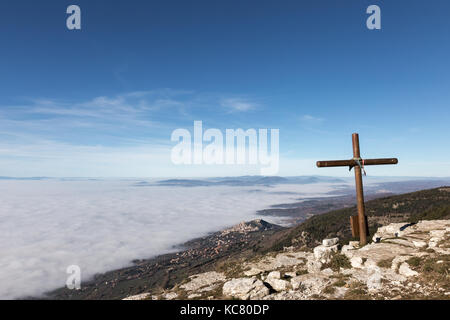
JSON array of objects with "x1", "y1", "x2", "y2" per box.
[
  {"x1": 300, "y1": 114, "x2": 324, "y2": 123},
  {"x1": 0, "y1": 90, "x2": 266, "y2": 177},
  {"x1": 220, "y1": 98, "x2": 257, "y2": 112}
]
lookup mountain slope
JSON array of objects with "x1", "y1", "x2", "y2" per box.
[{"x1": 262, "y1": 187, "x2": 450, "y2": 252}]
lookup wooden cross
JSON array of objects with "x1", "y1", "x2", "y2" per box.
[{"x1": 316, "y1": 133, "x2": 398, "y2": 245}]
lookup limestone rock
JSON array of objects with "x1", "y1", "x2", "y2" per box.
[
  {"x1": 180, "y1": 271, "x2": 226, "y2": 292},
  {"x1": 122, "y1": 293, "x2": 151, "y2": 300},
  {"x1": 306, "y1": 259, "x2": 322, "y2": 273},
  {"x1": 322, "y1": 237, "x2": 339, "y2": 247},
  {"x1": 266, "y1": 278, "x2": 289, "y2": 292},
  {"x1": 367, "y1": 273, "x2": 382, "y2": 292},
  {"x1": 412, "y1": 240, "x2": 427, "y2": 249},
  {"x1": 341, "y1": 245, "x2": 353, "y2": 253},
  {"x1": 342, "y1": 241, "x2": 359, "y2": 253},
  {"x1": 391, "y1": 256, "x2": 412, "y2": 271},
  {"x1": 366, "y1": 266, "x2": 383, "y2": 292},
  {"x1": 364, "y1": 259, "x2": 377, "y2": 269},
  {"x1": 162, "y1": 292, "x2": 178, "y2": 300},
  {"x1": 430, "y1": 230, "x2": 446, "y2": 238},
  {"x1": 263, "y1": 290, "x2": 307, "y2": 300},
  {"x1": 244, "y1": 268, "x2": 263, "y2": 277},
  {"x1": 267, "y1": 271, "x2": 281, "y2": 280},
  {"x1": 265, "y1": 270, "x2": 289, "y2": 291},
  {"x1": 313, "y1": 244, "x2": 339, "y2": 263},
  {"x1": 350, "y1": 257, "x2": 364, "y2": 268},
  {"x1": 429, "y1": 237, "x2": 440, "y2": 248},
  {"x1": 398, "y1": 263, "x2": 419, "y2": 277},
  {"x1": 243, "y1": 251, "x2": 309, "y2": 273},
  {"x1": 349, "y1": 241, "x2": 360, "y2": 248},
  {"x1": 290, "y1": 276, "x2": 305, "y2": 291},
  {"x1": 321, "y1": 268, "x2": 334, "y2": 276},
  {"x1": 222, "y1": 277, "x2": 269, "y2": 300},
  {"x1": 372, "y1": 223, "x2": 413, "y2": 242},
  {"x1": 290, "y1": 274, "x2": 330, "y2": 295}
]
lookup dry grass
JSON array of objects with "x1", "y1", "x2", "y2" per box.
[
  {"x1": 323, "y1": 285, "x2": 336, "y2": 294},
  {"x1": 343, "y1": 281, "x2": 370, "y2": 300},
  {"x1": 377, "y1": 257, "x2": 394, "y2": 268}
]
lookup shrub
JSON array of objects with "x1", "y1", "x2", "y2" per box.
[
  {"x1": 406, "y1": 256, "x2": 422, "y2": 268},
  {"x1": 322, "y1": 253, "x2": 351, "y2": 271}
]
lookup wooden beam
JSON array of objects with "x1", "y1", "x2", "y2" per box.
[
  {"x1": 316, "y1": 158, "x2": 398, "y2": 168},
  {"x1": 352, "y1": 133, "x2": 368, "y2": 245},
  {"x1": 350, "y1": 216, "x2": 359, "y2": 238}
]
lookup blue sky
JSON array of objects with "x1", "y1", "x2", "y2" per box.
[{"x1": 0, "y1": 0, "x2": 449, "y2": 177}]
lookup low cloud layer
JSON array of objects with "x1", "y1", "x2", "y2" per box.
[{"x1": 0, "y1": 180, "x2": 344, "y2": 299}]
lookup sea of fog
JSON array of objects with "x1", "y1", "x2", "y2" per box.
[{"x1": 0, "y1": 179, "x2": 349, "y2": 299}]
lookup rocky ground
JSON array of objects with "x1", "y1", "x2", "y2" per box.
[{"x1": 124, "y1": 219, "x2": 450, "y2": 300}]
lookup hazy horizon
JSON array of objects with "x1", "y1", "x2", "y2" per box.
[{"x1": 1, "y1": 175, "x2": 450, "y2": 179}]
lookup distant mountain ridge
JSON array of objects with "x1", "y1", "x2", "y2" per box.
[{"x1": 147, "y1": 176, "x2": 346, "y2": 187}]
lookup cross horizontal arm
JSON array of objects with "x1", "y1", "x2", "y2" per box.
[{"x1": 316, "y1": 158, "x2": 398, "y2": 168}]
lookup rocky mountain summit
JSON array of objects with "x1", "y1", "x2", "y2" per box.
[{"x1": 124, "y1": 219, "x2": 450, "y2": 300}]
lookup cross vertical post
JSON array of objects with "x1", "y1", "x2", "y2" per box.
[
  {"x1": 316, "y1": 133, "x2": 398, "y2": 246},
  {"x1": 352, "y1": 133, "x2": 367, "y2": 245}
]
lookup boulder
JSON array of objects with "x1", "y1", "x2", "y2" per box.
[
  {"x1": 244, "y1": 268, "x2": 263, "y2": 277},
  {"x1": 398, "y1": 263, "x2": 419, "y2": 277},
  {"x1": 266, "y1": 278, "x2": 289, "y2": 292},
  {"x1": 222, "y1": 277, "x2": 269, "y2": 300},
  {"x1": 350, "y1": 256, "x2": 364, "y2": 268},
  {"x1": 290, "y1": 276, "x2": 304, "y2": 291},
  {"x1": 267, "y1": 271, "x2": 281, "y2": 280},
  {"x1": 313, "y1": 244, "x2": 339, "y2": 263},
  {"x1": 290, "y1": 274, "x2": 330, "y2": 295},
  {"x1": 306, "y1": 259, "x2": 322, "y2": 273},
  {"x1": 265, "y1": 271, "x2": 289, "y2": 291},
  {"x1": 322, "y1": 238, "x2": 339, "y2": 247}
]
